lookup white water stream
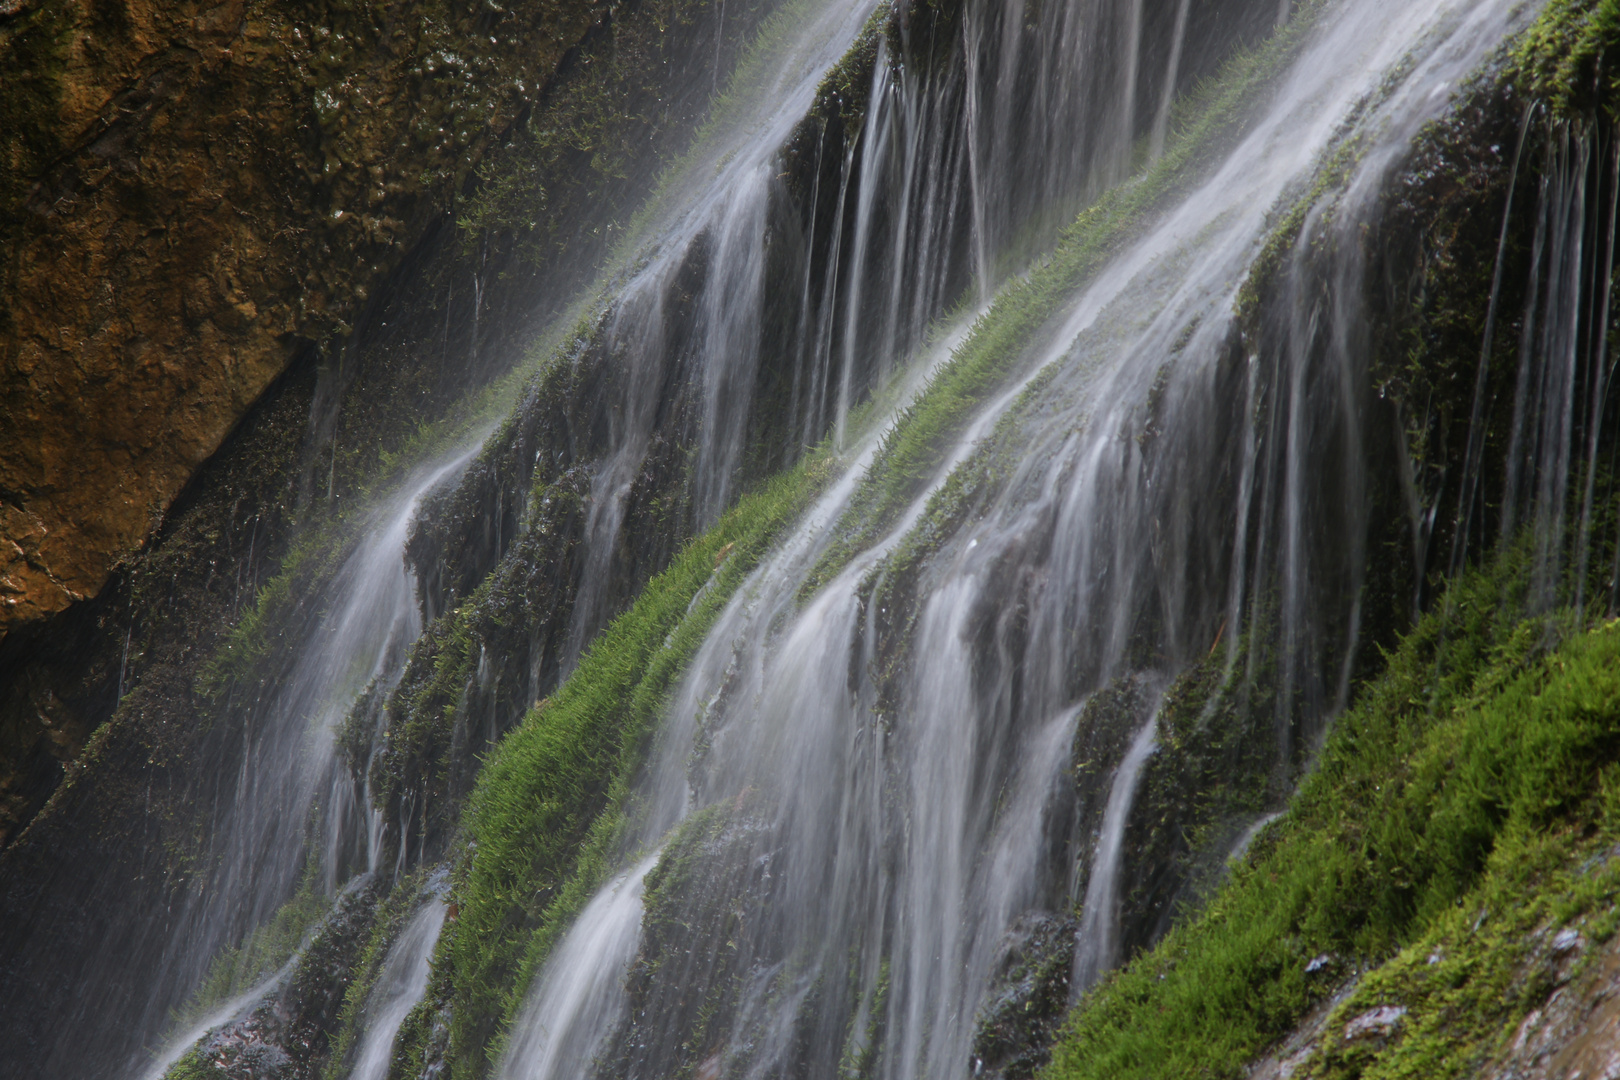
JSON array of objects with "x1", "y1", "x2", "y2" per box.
[
  {"x1": 11, "y1": 0, "x2": 1575, "y2": 1072},
  {"x1": 349, "y1": 898, "x2": 449, "y2": 1080},
  {"x1": 130, "y1": 451, "x2": 478, "y2": 1077},
  {"x1": 494, "y1": 0, "x2": 1538, "y2": 1078}
]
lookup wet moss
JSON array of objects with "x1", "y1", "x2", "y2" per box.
[
  {"x1": 971, "y1": 915, "x2": 1078, "y2": 1080},
  {"x1": 1043, "y1": 541, "x2": 1620, "y2": 1080},
  {"x1": 1115, "y1": 627, "x2": 1285, "y2": 957},
  {"x1": 457, "y1": 0, "x2": 777, "y2": 266},
  {"x1": 1516, "y1": 0, "x2": 1620, "y2": 120},
  {"x1": 161, "y1": 877, "x2": 385, "y2": 1080},
  {"x1": 600, "y1": 799, "x2": 779, "y2": 1080},
  {"x1": 390, "y1": 454, "x2": 833, "y2": 1080},
  {"x1": 319, "y1": 870, "x2": 433, "y2": 1080},
  {"x1": 179, "y1": 856, "x2": 333, "y2": 1026}
]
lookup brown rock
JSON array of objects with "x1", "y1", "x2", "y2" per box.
[{"x1": 0, "y1": 0, "x2": 604, "y2": 637}]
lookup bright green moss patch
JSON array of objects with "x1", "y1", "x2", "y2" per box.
[
  {"x1": 1516, "y1": 0, "x2": 1620, "y2": 119},
  {"x1": 163, "y1": 1048, "x2": 214, "y2": 1080},
  {"x1": 1299, "y1": 820, "x2": 1620, "y2": 1080},
  {"x1": 435, "y1": 453, "x2": 835, "y2": 1078},
  {"x1": 1045, "y1": 546, "x2": 1620, "y2": 1080}
]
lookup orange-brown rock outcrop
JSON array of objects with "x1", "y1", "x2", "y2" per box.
[{"x1": 0, "y1": 0, "x2": 604, "y2": 636}]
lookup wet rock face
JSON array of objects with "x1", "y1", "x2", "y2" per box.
[
  {"x1": 969, "y1": 913, "x2": 1078, "y2": 1080},
  {"x1": 182, "y1": 881, "x2": 381, "y2": 1080},
  {"x1": 0, "y1": 0, "x2": 606, "y2": 635},
  {"x1": 1488, "y1": 930, "x2": 1620, "y2": 1080}
]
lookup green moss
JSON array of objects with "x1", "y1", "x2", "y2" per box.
[
  {"x1": 603, "y1": 799, "x2": 774, "y2": 1080},
  {"x1": 800, "y1": 1, "x2": 1326, "y2": 598},
  {"x1": 175, "y1": 854, "x2": 330, "y2": 1028},
  {"x1": 1114, "y1": 623, "x2": 1287, "y2": 948},
  {"x1": 194, "y1": 301, "x2": 581, "y2": 702},
  {"x1": 162, "y1": 1048, "x2": 215, "y2": 1080},
  {"x1": 394, "y1": 452, "x2": 833, "y2": 1079},
  {"x1": 320, "y1": 870, "x2": 432, "y2": 1080},
  {"x1": 1042, "y1": 539, "x2": 1620, "y2": 1080},
  {"x1": 1515, "y1": 0, "x2": 1620, "y2": 119}
]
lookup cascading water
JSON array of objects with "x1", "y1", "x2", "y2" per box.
[
  {"x1": 497, "y1": 855, "x2": 660, "y2": 1080},
  {"x1": 123, "y1": 451, "x2": 477, "y2": 1079},
  {"x1": 0, "y1": 441, "x2": 477, "y2": 1080},
  {"x1": 1070, "y1": 706, "x2": 1160, "y2": 992},
  {"x1": 490, "y1": 0, "x2": 1540, "y2": 1079},
  {"x1": 347, "y1": 895, "x2": 450, "y2": 1080},
  {"x1": 11, "y1": 0, "x2": 1614, "y2": 1072}
]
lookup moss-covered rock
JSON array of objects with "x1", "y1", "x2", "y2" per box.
[{"x1": 161, "y1": 878, "x2": 383, "y2": 1080}]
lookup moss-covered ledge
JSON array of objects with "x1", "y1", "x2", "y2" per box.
[{"x1": 392, "y1": 454, "x2": 835, "y2": 1080}]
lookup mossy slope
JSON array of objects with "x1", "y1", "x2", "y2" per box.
[
  {"x1": 393, "y1": 456, "x2": 832, "y2": 1079},
  {"x1": 1046, "y1": 540, "x2": 1620, "y2": 1079}
]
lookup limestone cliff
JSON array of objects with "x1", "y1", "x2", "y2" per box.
[{"x1": 0, "y1": 0, "x2": 609, "y2": 634}]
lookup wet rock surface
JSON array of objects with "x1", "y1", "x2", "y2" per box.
[
  {"x1": 970, "y1": 913, "x2": 1078, "y2": 1080},
  {"x1": 0, "y1": 0, "x2": 700, "y2": 634},
  {"x1": 1485, "y1": 931, "x2": 1620, "y2": 1080},
  {"x1": 181, "y1": 881, "x2": 381, "y2": 1080}
]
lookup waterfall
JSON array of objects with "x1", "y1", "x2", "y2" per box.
[
  {"x1": 117, "y1": 450, "x2": 477, "y2": 1077},
  {"x1": 10, "y1": 0, "x2": 1609, "y2": 1071},
  {"x1": 495, "y1": 855, "x2": 660, "y2": 1080},
  {"x1": 348, "y1": 898, "x2": 450, "y2": 1080},
  {"x1": 491, "y1": 0, "x2": 1535, "y2": 1079},
  {"x1": 1070, "y1": 709, "x2": 1160, "y2": 994}
]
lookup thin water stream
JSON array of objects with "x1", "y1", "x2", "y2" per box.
[
  {"x1": 348, "y1": 898, "x2": 449, "y2": 1080},
  {"x1": 128, "y1": 450, "x2": 479, "y2": 1077}
]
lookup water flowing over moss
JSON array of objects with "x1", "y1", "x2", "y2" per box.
[
  {"x1": 1046, "y1": 544, "x2": 1620, "y2": 1079},
  {"x1": 17, "y1": 0, "x2": 1620, "y2": 1076},
  {"x1": 424, "y1": 457, "x2": 833, "y2": 1078}
]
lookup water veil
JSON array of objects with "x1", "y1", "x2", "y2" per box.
[
  {"x1": 0, "y1": 0, "x2": 1568, "y2": 1071},
  {"x1": 488, "y1": 0, "x2": 1537, "y2": 1078},
  {"x1": 128, "y1": 449, "x2": 480, "y2": 1080}
]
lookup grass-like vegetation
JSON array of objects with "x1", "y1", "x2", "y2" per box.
[
  {"x1": 429, "y1": 453, "x2": 835, "y2": 1078},
  {"x1": 1045, "y1": 542, "x2": 1620, "y2": 1079},
  {"x1": 1515, "y1": 0, "x2": 1620, "y2": 118},
  {"x1": 169, "y1": 855, "x2": 330, "y2": 1030}
]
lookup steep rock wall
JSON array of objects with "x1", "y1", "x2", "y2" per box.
[{"x1": 0, "y1": 0, "x2": 614, "y2": 634}]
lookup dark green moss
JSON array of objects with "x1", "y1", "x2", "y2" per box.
[
  {"x1": 458, "y1": 0, "x2": 777, "y2": 266},
  {"x1": 161, "y1": 877, "x2": 384, "y2": 1080},
  {"x1": 1516, "y1": 0, "x2": 1620, "y2": 120},
  {"x1": 971, "y1": 915, "x2": 1078, "y2": 1080},
  {"x1": 1115, "y1": 625, "x2": 1285, "y2": 956},
  {"x1": 320, "y1": 870, "x2": 434, "y2": 1080},
  {"x1": 599, "y1": 799, "x2": 778, "y2": 1080},
  {"x1": 0, "y1": 0, "x2": 75, "y2": 269}
]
